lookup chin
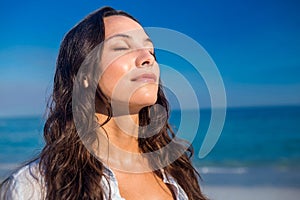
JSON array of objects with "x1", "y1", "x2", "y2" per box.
[{"x1": 129, "y1": 87, "x2": 158, "y2": 108}]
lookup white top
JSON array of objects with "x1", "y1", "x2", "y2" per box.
[{"x1": 0, "y1": 160, "x2": 188, "y2": 200}]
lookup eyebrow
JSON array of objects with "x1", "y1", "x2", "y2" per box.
[
  {"x1": 106, "y1": 33, "x2": 130, "y2": 41},
  {"x1": 106, "y1": 33, "x2": 153, "y2": 44}
]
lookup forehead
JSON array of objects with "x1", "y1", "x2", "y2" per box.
[{"x1": 103, "y1": 15, "x2": 147, "y2": 39}]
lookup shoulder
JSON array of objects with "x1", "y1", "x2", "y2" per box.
[{"x1": 0, "y1": 160, "x2": 45, "y2": 200}]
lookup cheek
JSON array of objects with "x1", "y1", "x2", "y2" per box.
[
  {"x1": 99, "y1": 60, "x2": 131, "y2": 99},
  {"x1": 99, "y1": 59, "x2": 160, "y2": 107}
]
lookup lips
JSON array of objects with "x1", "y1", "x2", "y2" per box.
[{"x1": 131, "y1": 73, "x2": 157, "y2": 83}]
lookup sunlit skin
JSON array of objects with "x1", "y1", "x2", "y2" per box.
[
  {"x1": 94, "y1": 16, "x2": 173, "y2": 200},
  {"x1": 99, "y1": 16, "x2": 159, "y2": 113}
]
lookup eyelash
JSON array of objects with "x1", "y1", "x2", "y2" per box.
[
  {"x1": 149, "y1": 51, "x2": 156, "y2": 60},
  {"x1": 113, "y1": 47, "x2": 156, "y2": 59},
  {"x1": 113, "y1": 47, "x2": 129, "y2": 51}
]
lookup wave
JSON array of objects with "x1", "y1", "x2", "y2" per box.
[{"x1": 198, "y1": 166, "x2": 248, "y2": 174}]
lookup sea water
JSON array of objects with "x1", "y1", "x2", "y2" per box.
[
  {"x1": 1, "y1": 106, "x2": 300, "y2": 186},
  {"x1": 184, "y1": 106, "x2": 300, "y2": 187},
  {"x1": 0, "y1": 116, "x2": 44, "y2": 180}
]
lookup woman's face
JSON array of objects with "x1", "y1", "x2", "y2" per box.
[{"x1": 99, "y1": 15, "x2": 159, "y2": 113}]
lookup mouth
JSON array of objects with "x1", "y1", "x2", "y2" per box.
[{"x1": 131, "y1": 73, "x2": 157, "y2": 83}]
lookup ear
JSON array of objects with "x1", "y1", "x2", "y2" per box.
[{"x1": 83, "y1": 76, "x2": 89, "y2": 88}]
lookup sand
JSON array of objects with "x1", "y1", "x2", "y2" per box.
[{"x1": 202, "y1": 185, "x2": 300, "y2": 200}]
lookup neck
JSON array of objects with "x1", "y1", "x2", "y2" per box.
[
  {"x1": 94, "y1": 112, "x2": 151, "y2": 172},
  {"x1": 98, "y1": 112, "x2": 140, "y2": 152}
]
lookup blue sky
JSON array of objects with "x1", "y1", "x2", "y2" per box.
[{"x1": 1, "y1": 0, "x2": 300, "y2": 116}]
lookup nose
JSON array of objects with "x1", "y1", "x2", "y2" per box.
[{"x1": 135, "y1": 49, "x2": 155, "y2": 68}]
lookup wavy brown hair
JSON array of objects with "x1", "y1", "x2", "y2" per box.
[{"x1": 2, "y1": 6, "x2": 207, "y2": 200}]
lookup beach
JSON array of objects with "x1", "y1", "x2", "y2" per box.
[
  {"x1": 203, "y1": 185, "x2": 300, "y2": 200},
  {"x1": 197, "y1": 165, "x2": 300, "y2": 199}
]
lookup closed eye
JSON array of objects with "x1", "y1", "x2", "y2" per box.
[
  {"x1": 113, "y1": 47, "x2": 129, "y2": 51},
  {"x1": 149, "y1": 48, "x2": 156, "y2": 60},
  {"x1": 150, "y1": 50, "x2": 156, "y2": 60}
]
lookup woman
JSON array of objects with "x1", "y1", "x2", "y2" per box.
[{"x1": 0, "y1": 7, "x2": 207, "y2": 200}]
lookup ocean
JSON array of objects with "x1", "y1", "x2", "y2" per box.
[{"x1": 1, "y1": 106, "x2": 300, "y2": 187}]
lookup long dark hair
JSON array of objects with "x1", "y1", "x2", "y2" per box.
[{"x1": 2, "y1": 6, "x2": 207, "y2": 200}]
